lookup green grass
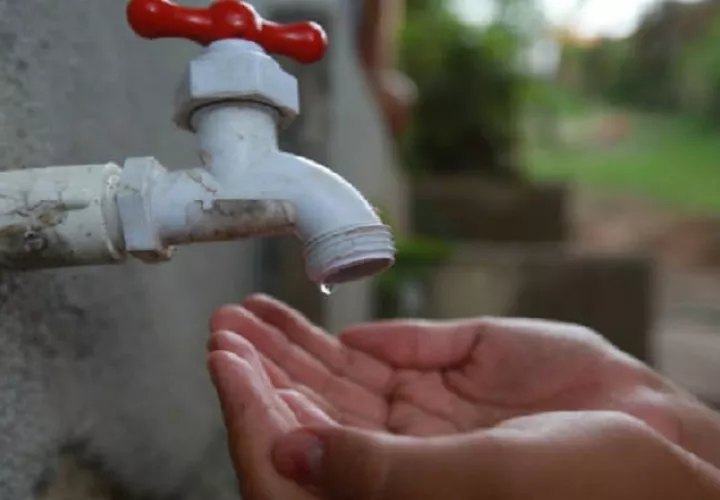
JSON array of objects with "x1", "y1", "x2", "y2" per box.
[{"x1": 525, "y1": 110, "x2": 720, "y2": 214}]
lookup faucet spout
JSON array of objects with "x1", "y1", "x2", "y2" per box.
[
  {"x1": 192, "y1": 102, "x2": 395, "y2": 285},
  {"x1": 256, "y1": 152, "x2": 395, "y2": 284}
]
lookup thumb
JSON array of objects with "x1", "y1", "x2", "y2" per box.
[{"x1": 272, "y1": 426, "x2": 495, "y2": 500}]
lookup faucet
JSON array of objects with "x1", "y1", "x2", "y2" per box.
[{"x1": 0, "y1": 0, "x2": 395, "y2": 287}]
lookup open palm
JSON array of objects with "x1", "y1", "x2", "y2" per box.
[{"x1": 210, "y1": 294, "x2": 680, "y2": 441}]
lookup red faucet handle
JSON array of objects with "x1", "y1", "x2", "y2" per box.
[{"x1": 126, "y1": 0, "x2": 328, "y2": 64}]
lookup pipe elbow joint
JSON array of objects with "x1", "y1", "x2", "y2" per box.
[{"x1": 259, "y1": 152, "x2": 396, "y2": 285}]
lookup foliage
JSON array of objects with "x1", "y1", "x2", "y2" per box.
[
  {"x1": 677, "y1": 17, "x2": 720, "y2": 123},
  {"x1": 565, "y1": 0, "x2": 720, "y2": 123},
  {"x1": 527, "y1": 112, "x2": 720, "y2": 214},
  {"x1": 398, "y1": 0, "x2": 527, "y2": 178},
  {"x1": 520, "y1": 0, "x2": 720, "y2": 215},
  {"x1": 405, "y1": 0, "x2": 446, "y2": 17},
  {"x1": 576, "y1": 39, "x2": 635, "y2": 103}
]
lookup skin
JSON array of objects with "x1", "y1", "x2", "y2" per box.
[
  {"x1": 208, "y1": 294, "x2": 720, "y2": 498},
  {"x1": 357, "y1": 0, "x2": 416, "y2": 136},
  {"x1": 272, "y1": 412, "x2": 720, "y2": 500},
  {"x1": 208, "y1": 326, "x2": 720, "y2": 499},
  {"x1": 209, "y1": 294, "x2": 720, "y2": 468}
]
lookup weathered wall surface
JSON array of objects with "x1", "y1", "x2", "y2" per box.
[
  {"x1": 0, "y1": 1, "x2": 259, "y2": 498},
  {"x1": 0, "y1": 0, "x2": 407, "y2": 497}
]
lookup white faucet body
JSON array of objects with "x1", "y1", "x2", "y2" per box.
[{"x1": 0, "y1": 39, "x2": 395, "y2": 285}]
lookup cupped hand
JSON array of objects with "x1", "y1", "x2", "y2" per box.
[
  {"x1": 210, "y1": 294, "x2": 681, "y2": 442},
  {"x1": 208, "y1": 330, "x2": 720, "y2": 500}
]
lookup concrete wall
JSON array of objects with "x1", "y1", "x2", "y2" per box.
[
  {"x1": 0, "y1": 0, "x2": 406, "y2": 498},
  {"x1": 0, "y1": 0, "x2": 258, "y2": 498}
]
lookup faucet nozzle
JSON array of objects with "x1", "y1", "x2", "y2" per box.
[{"x1": 304, "y1": 224, "x2": 395, "y2": 285}]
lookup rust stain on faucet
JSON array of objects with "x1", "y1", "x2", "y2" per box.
[{"x1": 165, "y1": 199, "x2": 296, "y2": 245}]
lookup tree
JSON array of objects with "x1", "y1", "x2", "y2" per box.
[{"x1": 399, "y1": 0, "x2": 528, "y2": 180}]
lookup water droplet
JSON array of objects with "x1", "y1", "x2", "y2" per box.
[{"x1": 319, "y1": 283, "x2": 335, "y2": 296}]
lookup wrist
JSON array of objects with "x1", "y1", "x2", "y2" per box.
[
  {"x1": 616, "y1": 349, "x2": 720, "y2": 468},
  {"x1": 614, "y1": 367, "x2": 720, "y2": 470},
  {"x1": 673, "y1": 393, "x2": 720, "y2": 468}
]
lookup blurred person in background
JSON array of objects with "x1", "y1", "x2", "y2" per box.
[
  {"x1": 353, "y1": 0, "x2": 417, "y2": 137},
  {"x1": 207, "y1": 295, "x2": 720, "y2": 499}
]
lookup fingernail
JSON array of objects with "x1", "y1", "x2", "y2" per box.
[{"x1": 273, "y1": 430, "x2": 324, "y2": 485}]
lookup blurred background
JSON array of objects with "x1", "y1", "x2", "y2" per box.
[{"x1": 1, "y1": 0, "x2": 718, "y2": 498}]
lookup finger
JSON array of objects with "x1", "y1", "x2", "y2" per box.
[
  {"x1": 277, "y1": 390, "x2": 382, "y2": 430},
  {"x1": 278, "y1": 389, "x2": 338, "y2": 427},
  {"x1": 340, "y1": 320, "x2": 481, "y2": 369},
  {"x1": 208, "y1": 351, "x2": 291, "y2": 458},
  {"x1": 262, "y1": 366, "x2": 342, "y2": 424},
  {"x1": 213, "y1": 332, "x2": 380, "y2": 430},
  {"x1": 288, "y1": 385, "x2": 381, "y2": 430},
  {"x1": 242, "y1": 294, "x2": 393, "y2": 393},
  {"x1": 259, "y1": 354, "x2": 294, "y2": 388},
  {"x1": 208, "y1": 351, "x2": 305, "y2": 499},
  {"x1": 211, "y1": 306, "x2": 387, "y2": 426},
  {"x1": 241, "y1": 347, "x2": 328, "y2": 416},
  {"x1": 209, "y1": 330, "x2": 293, "y2": 423},
  {"x1": 288, "y1": 385, "x2": 342, "y2": 423},
  {"x1": 211, "y1": 306, "x2": 335, "y2": 392}
]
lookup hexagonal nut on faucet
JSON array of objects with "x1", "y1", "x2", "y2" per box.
[
  {"x1": 116, "y1": 157, "x2": 175, "y2": 263},
  {"x1": 174, "y1": 41, "x2": 300, "y2": 132}
]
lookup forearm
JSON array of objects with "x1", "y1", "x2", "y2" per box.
[
  {"x1": 675, "y1": 394, "x2": 720, "y2": 469},
  {"x1": 602, "y1": 355, "x2": 720, "y2": 471},
  {"x1": 666, "y1": 433, "x2": 720, "y2": 499},
  {"x1": 628, "y1": 362, "x2": 720, "y2": 469}
]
